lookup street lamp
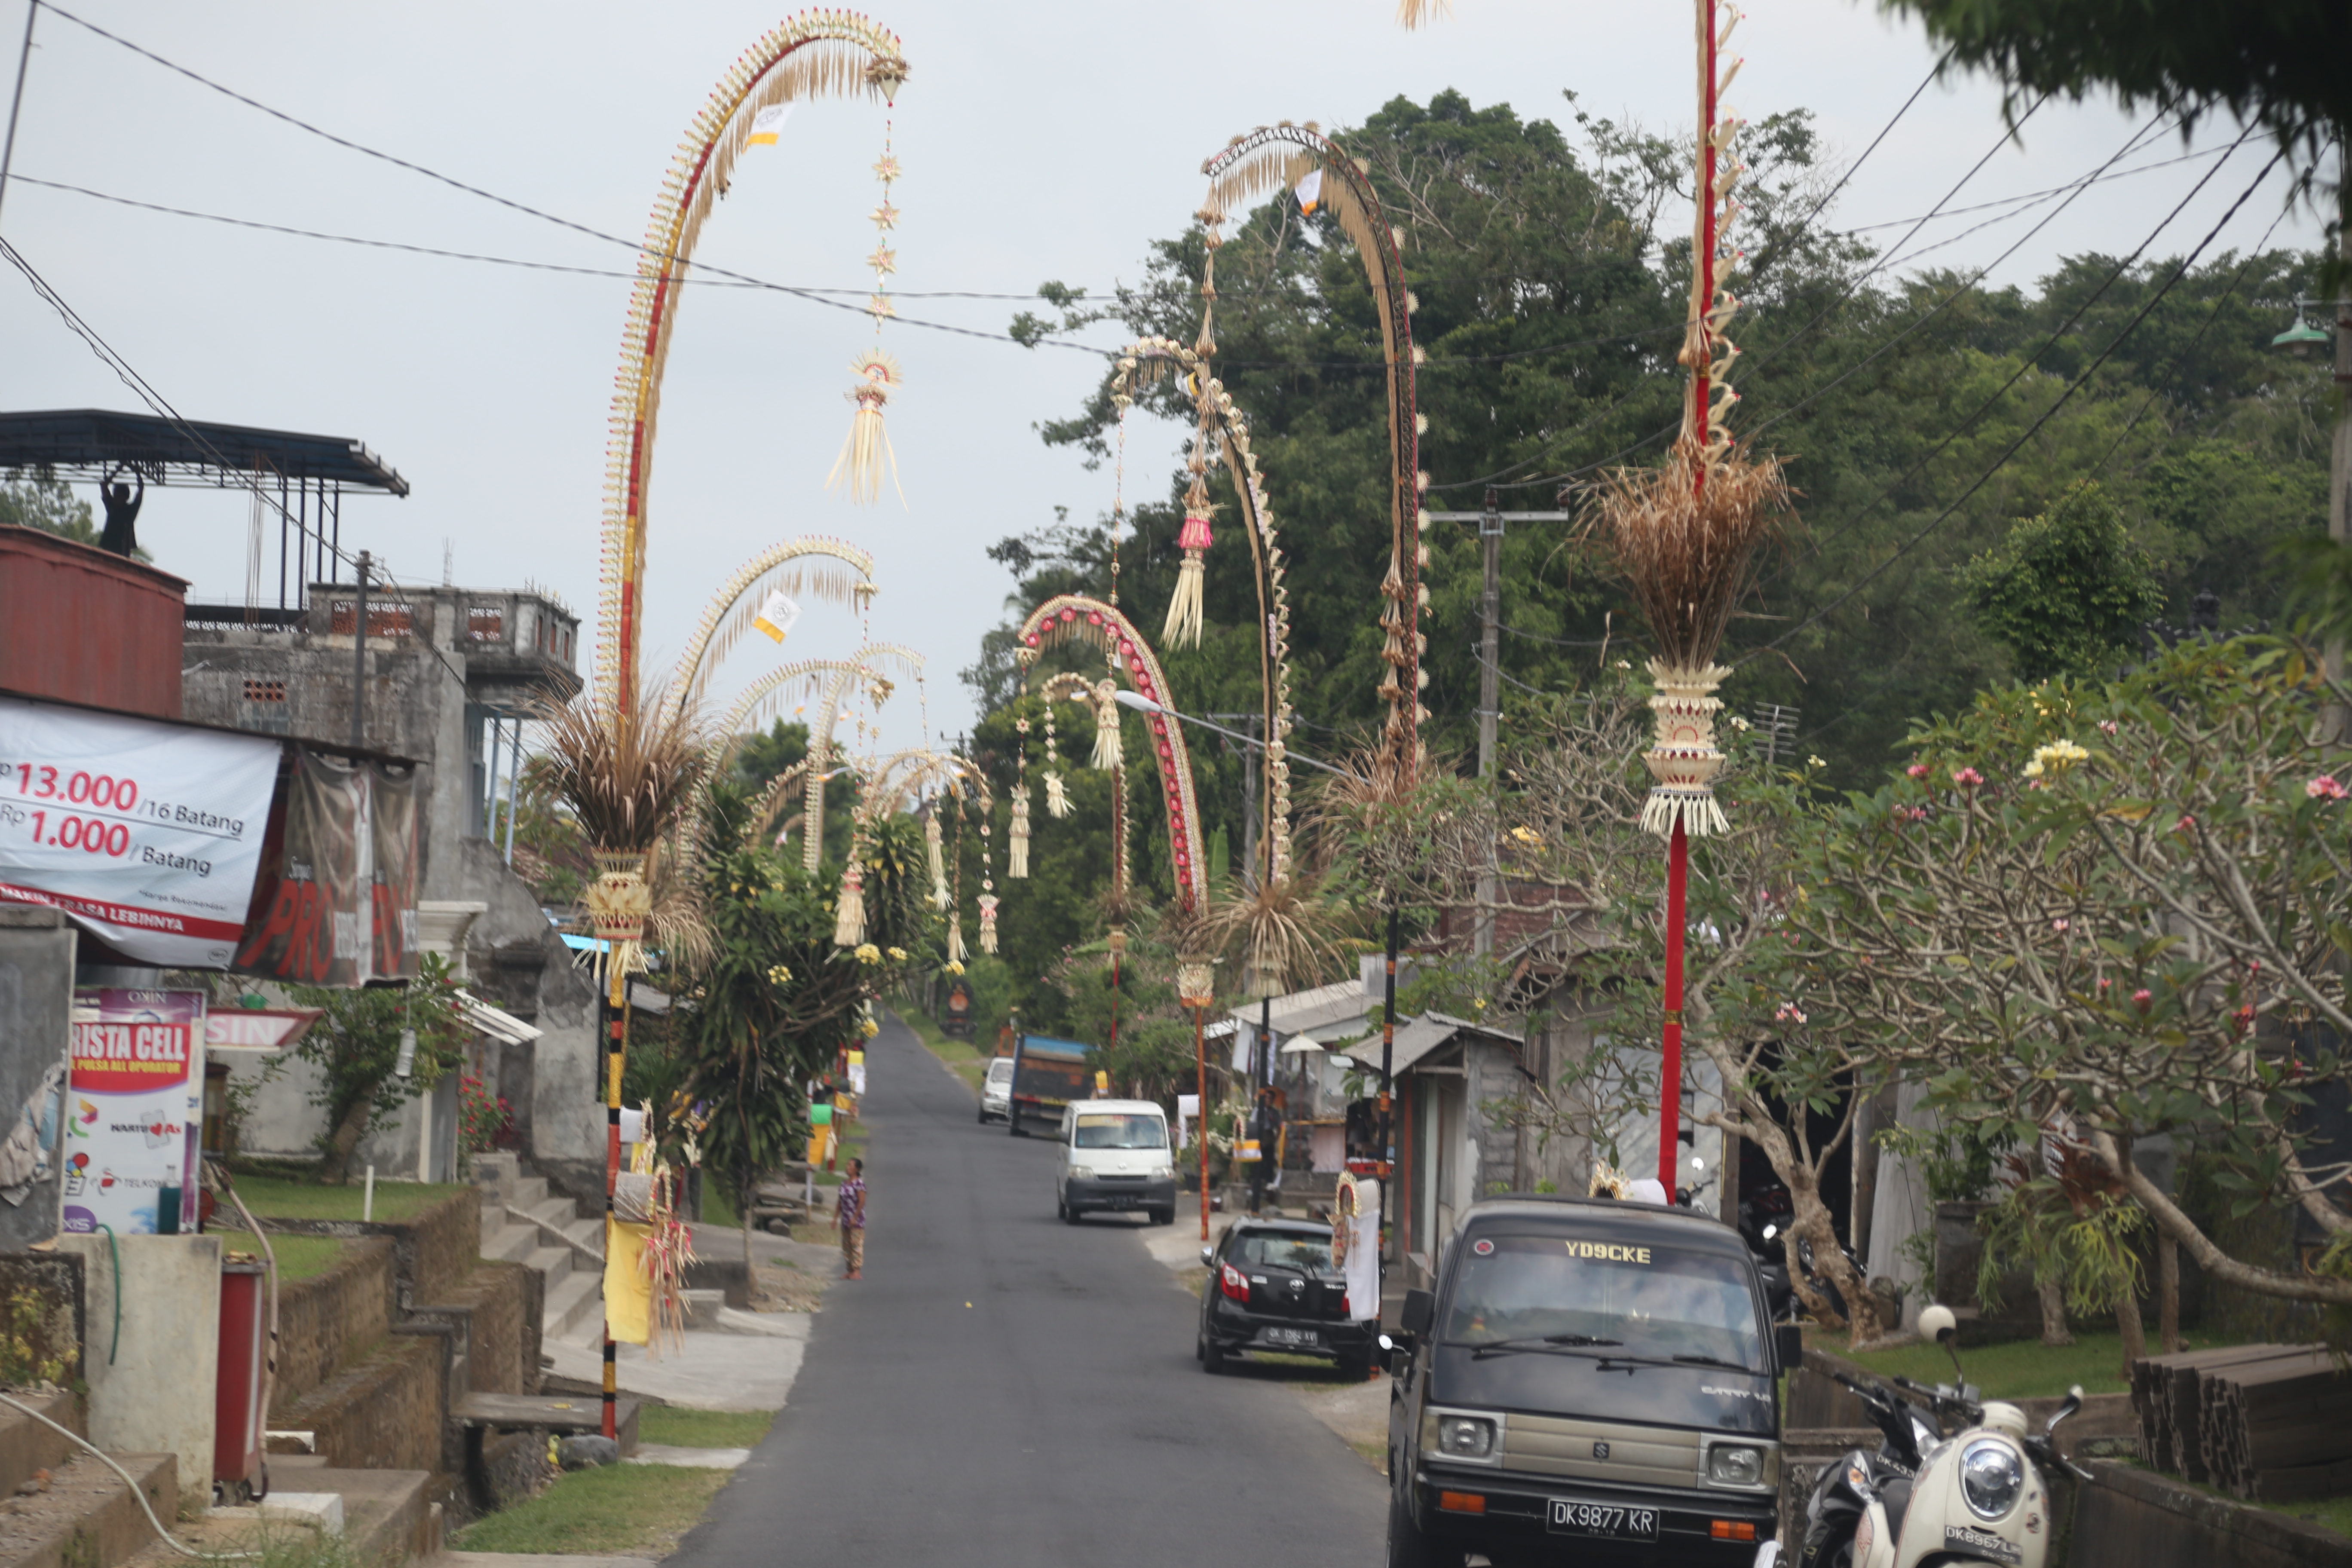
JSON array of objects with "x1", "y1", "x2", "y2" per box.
[
  {"x1": 1112, "y1": 689, "x2": 1350, "y2": 778},
  {"x1": 2268, "y1": 293, "x2": 2350, "y2": 721}
]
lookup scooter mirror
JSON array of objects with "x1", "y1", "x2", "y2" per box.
[
  {"x1": 1917, "y1": 1304, "x2": 1958, "y2": 1344},
  {"x1": 1377, "y1": 1333, "x2": 1396, "y2": 1353}
]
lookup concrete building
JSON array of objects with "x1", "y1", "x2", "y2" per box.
[{"x1": 182, "y1": 581, "x2": 609, "y2": 1200}]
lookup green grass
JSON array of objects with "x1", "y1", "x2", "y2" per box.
[
  {"x1": 895, "y1": 1006, "x2": 993, "y2": 1094},
  {"x1": 227, "y1": 1174, "x2": 472, "y2": 1222},
  {"x1": 1838, "y1": 1328, "x2": 2234, "y2": 1400},
  {"x1": 639, "y1": 1406, "x2": 774, "y2": 1449},
  {"x1": 454, "y1": 1463, "x2": 729, "y2": 1556},
  {"x1": 209, "y1": 1231, "x2": 352, "y2": 1282}
]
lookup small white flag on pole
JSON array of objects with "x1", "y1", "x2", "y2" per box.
[
  {"x1": 751, "y1": 589, "x2": 801, "y2": 643},
  {"x1": 747, "y1": 103, "x2": 794, "y2": 146}
]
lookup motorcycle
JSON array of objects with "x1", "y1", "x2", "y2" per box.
[{"x1": 1755, "y1": 1304, "x2": 2088, "y2": 1568}]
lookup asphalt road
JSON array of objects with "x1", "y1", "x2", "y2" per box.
[{"x1": 670, "y1": 1012, "x2": 1387, "y2": 1567}]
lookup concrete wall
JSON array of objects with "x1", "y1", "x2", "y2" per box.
[
  {"x1": 456, "y1": 839, "x2": 600, "y2": 1201},
  {"x1": 0, "y1": 908, "x2": 74, "y2": 1251},
  {"x1": 213, "y1": 1044, "x2": 458, "y2": 1184},
  {"x1": 59, "y1": 1232, "x2": 220, "y2": 1494}
]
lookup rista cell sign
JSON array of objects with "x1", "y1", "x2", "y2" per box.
[{"x1": 65, "y1": 989, "x2": 205, "y2": 1235}]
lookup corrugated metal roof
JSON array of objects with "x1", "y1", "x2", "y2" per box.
[{"x1": 1337, "y1": 1011, "x2": 1523, "y2": 1075}]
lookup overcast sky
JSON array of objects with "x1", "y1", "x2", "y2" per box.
[{"x1": 1, "y1": 0, "x2": 2324, "y2": 756}]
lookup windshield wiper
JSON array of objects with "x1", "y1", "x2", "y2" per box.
[
  {"x1": 1587, "y1": 1351, "x2": 1762, "y2": 1374},
  {"x1": 1467, "y1": 1334, "x2": 1622, "y2": 1360},
  {"x1": 1670, "y1": 1354, "x2": 1761, "y2": 1373}
]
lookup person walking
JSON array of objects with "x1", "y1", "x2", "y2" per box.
[
  {"x1": 1246, "y1": 1089, "x2": 1284, "y2": 1216},
  {"x1": 832, "y1": 1158, "x2": 867, "y2": 1280}
]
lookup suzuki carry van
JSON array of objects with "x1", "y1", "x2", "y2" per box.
[
  {"x1": 1054, "y1": 1099, "x2": 1178, "y2": 1226},
  {"x1": 1385, "y1": 1194, "x2": 1802, "y2": 1566}
]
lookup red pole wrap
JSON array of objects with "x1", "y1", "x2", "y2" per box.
[{"x1": 1660, "y1": 819, "x2": 1688, "y2": 1192}]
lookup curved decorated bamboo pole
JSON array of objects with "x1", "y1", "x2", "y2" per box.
[
  {"x1": 833, "y1": 747, "x2": 992, "y2": 949},
  {"x1": 664, "y1": 538, "x2": 879, "y2": 723},
  {"x1": 1200, "y1": 123, "x2": 1424, "y2": 782},
  {"x1": 1014, "y1": 596, "x2": 1210, "y2": 919},
  {"x1": 717, "y1": 644, "x2": 925, "y2": 750},
  {"x1": 800, "y1": 648, "x2": 922, "y2": 873},
  {"x1": 597, "y1": 15, "x2": 910, "y2": 717},
  {"x1": 1109, "y1": 337, "x2": 1296, "y2": 886}
]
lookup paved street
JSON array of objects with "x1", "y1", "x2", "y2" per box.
[{"x1": 668, "y1": 1014, "x2": 1387, "y2": 1567}]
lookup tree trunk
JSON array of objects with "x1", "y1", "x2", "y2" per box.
[
  {"x1": 1783, "y1": 1170, "x2": 1882, "y2": 1338},
  {"x1": 317, "y1": 1095, "x2": 374, "y2": 1185},
  {"x1": 2116, "y1": 1291, "x2": 2147, "y2": 1377},
  {"x1": 2159, "y1": 1233, "x2": 2182, "y2": 1354},
  {"x1": 2038, "y1": 1277, "x2": 2074, "y2": 1347}
]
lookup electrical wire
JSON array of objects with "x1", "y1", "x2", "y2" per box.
[
  {"x1": 0, "y1": 1390, "x2": 252, "y2": 1557},
  {"x1": 1430, "y1": 91, "x2": 2052, "y2": 493},
  {"x1": 1742, "y1": 112, "x2": 2177, "y2": 441},
  {"x1": 1, "y1": 230, "x2": 479, "y2": 698},
  {"x1": 1740, "y1": 144, "x2": 2291, "y2": 665},
  {"x1": 35, "y1": 2, "x2": 1113, "y2": 358}
]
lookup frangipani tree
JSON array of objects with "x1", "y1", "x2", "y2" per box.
[{"x1": 1792, "y1": 636, "x2": 2352, "y2": 1311}]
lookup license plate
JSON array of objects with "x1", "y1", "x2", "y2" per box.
[
  {"x1": 1262, "y1": 1327, "x2": 1320, "y2": 1348},
  {"x1": 1547, "y1": 1501, "x2": 1658, "y2": 1540},
  {"x1": 1105, "y1": 1195, "x2": 1137, "y2": 1210}
]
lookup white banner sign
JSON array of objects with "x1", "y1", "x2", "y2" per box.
[{"x1": 0, "y1": 697, "x2": 282, "y2": 967}]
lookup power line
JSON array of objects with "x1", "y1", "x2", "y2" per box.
[
  {"x1": 1432, "y1": 92, "x2": 2053, "y2": 493},
  {"x1": 34, "y1": 1, "x2": 1113, "y2": 358},
  {"x1": 1740, "y1": 144, "x2": 2291, "y2": 665},
  {"x1": 0, "y1": 230, "x2": 478, "y2": 695},
  {"x1": 1742, "y1": 112, "x2": 2177, "y2": 441}
]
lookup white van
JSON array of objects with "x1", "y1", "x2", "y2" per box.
[{"x1": 1054, "y1": 1099, "x2": 1178, "y2": 1226}]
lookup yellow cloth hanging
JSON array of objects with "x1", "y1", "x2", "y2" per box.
[{"x1": 604, "y1": 1219, "x2": 656, "y2": 1345}]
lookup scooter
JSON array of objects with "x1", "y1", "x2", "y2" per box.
[{"x1": 1755, "y1": 1305, "x2": 2088, "y2": 1568}]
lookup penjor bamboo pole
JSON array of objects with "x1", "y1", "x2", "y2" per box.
[
  {"x1": 602, "y1": 974, "x2": 627, "y2": 1439},
  {"x1": 1658, "y1": 821, "x2": 1688, "y2": 1192},
  {"x1": 1196, "y1": 1003, "x2": 1211, "y2": 1242}
]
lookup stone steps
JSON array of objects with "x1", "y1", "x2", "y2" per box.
[
  {"x1": 543, "y1": 1271, "x2": 602, "y2": 1345},
  {"x1": 0, "y1": 1449, "x2": 177, "y2": 1568}
]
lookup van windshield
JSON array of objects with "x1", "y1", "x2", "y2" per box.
[
  {"x1": 986, "y1": 1059, "x2": 1014, "y2": 1084},
  {"x1": 1073, "y1": 1113, "x2": 1165, "y2": 1149},
  {"x1": 1443, "y1": 1234, "x2": 1763, "y2": 1371}
]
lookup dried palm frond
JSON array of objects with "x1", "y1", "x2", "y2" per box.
[
  {"x1": 1199, "y1": 874, "x2": 1352, "y2": 1000},
  {"x1": 542, "y1": 684, "x2": 712, "y2": 854},
  {"x1": 1585, "y1": 435, "x2": 1792, "y2": 670},
  {"x1": 1395, "y1": 0, "x2": 1451, "y2": 26}
]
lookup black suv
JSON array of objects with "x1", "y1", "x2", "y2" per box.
[{"x1": 1197, "y1": 1217, "x2": 1379, "y2": 1381}]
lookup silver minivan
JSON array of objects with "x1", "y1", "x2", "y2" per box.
[
  {"x1": 1054, "y1": 1099, "x2": 1178, "y2": 1225},
  {"x1": 978, "y1": 1056, "x2": 1014, "y2": 1124}
]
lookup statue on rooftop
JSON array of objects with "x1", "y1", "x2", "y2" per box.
[{"x1": 98, "y1": 466, "x2": 143, "y2": 557}]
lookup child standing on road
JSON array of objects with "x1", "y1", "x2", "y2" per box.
[{"x1": 832, "y1": 1158, "x2": 866, "y2": 1280}]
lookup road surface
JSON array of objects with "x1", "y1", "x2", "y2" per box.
[{"x1": 669, "y1": 1012, "x2": 1387, "y2": 1566}]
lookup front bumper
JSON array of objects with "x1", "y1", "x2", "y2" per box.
[
  {"x1": 1408, "y1": 1466, "x2": 1775, "y2": 1566},
  {"x1": 1207, "y1": 1295, "x2": 1378, "y2": 1360},
  {"x1": 1064, "y1": 1175, "x2": 1177, "y2": 1214},
  {"x1": 980, "y1": 1096, "x2": 1010, "y2": 1120}
]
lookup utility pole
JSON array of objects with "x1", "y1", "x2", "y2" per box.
[
  {"x1": 1425, "y1": 492, "x2": 1568, "y2": 957},
  {"x1": 1205, "y1": 712, "x2": 1262, "y2": 889},
  {"x1": 350, "y1": 550, "x2": 371, "y2": 750}
]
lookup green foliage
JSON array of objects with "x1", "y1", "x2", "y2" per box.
[
  {"x1": 0, "y1": 478, "x2": 97, "y2": 545},
  {"x1": 1963, "y1": 483, "x2": 2164, "y2": 679},
  {"x1": 999, "y1": 86, "x2": 2332, "y2": 790},
  {"x1": 1879, "y1": 0, "x2": 2352, "y2": 162},
  {"x1": 287, "y1": 955, "x2": 467, "y2": 1183},
  {"x1": 661, "y1": 809, "x2": 935, "y2": 1215},
  {"x1": 0, "y1": 1287, "x2": 67, "y2": 1387}
]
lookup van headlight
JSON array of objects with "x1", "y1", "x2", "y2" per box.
[
  {"x1": 1706, "y1": 1444, "x2": 1764, "y2": 1487},
  {"x1": 1149, "y1": 1164, "x2": 1175, "y2": 1180},
  {"x1": 1960, "y1": 1439, "x2": 2024, "y2": 1520},
  {"x1": 1436, "y1": 1415, "x2": 1496, "y2": 1460}
]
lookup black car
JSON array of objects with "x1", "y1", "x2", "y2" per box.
[{"x1": 1196, "y1": 1218, "x2": 1379, "y2": 1380}]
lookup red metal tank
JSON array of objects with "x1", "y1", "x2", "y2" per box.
[{"x1": 0, "y1": 527, "x2": 187, "y2": 718}]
